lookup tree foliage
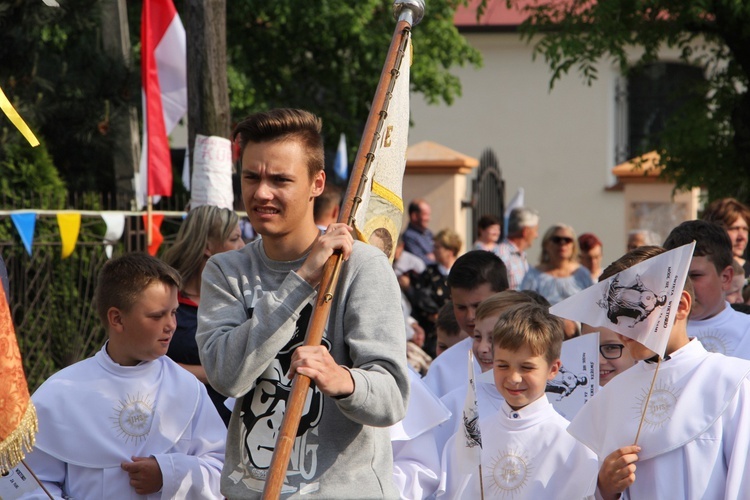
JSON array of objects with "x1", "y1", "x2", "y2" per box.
[
  {"x1": 226, "y1": 0, "x2": 481, "y2": 166},
  {"x1": 1, "y1": 1, "x2": 480, "y2": 194},
  {"x1": 508, "y1": 0, "x2": 750, "y2": 200},
  {"x1": 0, "y1": 0, "x2": 135, "y2": 194}
]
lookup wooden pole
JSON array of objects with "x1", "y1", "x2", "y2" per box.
[
  {"x1": 633, "y1": 356, "x2": 662, "y2": 446},
  {"x1": 261, "y1": 2, "x2": 422, "y2": 497},
  {"x1": 21, "y1": 460, "x2": 54, "y2": 500},
  {"x1": 146, "y1": 196, "x2": 153, "y2": 247}
]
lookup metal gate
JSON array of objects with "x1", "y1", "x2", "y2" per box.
[{"x1": 469, "y1": 148, "x2": 506, "y2": 243}]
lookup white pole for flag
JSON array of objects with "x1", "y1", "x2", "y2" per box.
[{"x1": 261, "y1": 1, "x2": 423, "y2": 497}]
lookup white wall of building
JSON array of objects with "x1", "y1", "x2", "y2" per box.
[{"x1": 409, "y1": 32, "x2": 650, "y2": 266}]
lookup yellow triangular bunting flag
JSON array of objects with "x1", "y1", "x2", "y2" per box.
[{"x1": 56, "y1": 213, "x2": 81, "y2": 259}]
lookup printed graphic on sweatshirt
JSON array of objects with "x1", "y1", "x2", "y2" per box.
[{"x1": 236, "y1": 303, "x2": 330, "y2": 494}]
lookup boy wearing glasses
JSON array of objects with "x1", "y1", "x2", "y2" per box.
[
  {"x1": 582, "y1": 324, "x2": 637, "y2": 386},
  {"x1": 569, "y1": 246, "x2": 750, "y2": 499},
  {"x1": 663, "y1": 220, "x2": 750, "y2": 360},
  {"x1": 581, "y1": 264, "x2": 638, "y2": 386}
]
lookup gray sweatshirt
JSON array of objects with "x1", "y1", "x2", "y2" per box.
[{"x1": 197, "y1": 239, "x2": 409, "y2": 499}]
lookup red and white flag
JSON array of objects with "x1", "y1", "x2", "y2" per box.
[
  {"x1": 550, "y1": 242, "x2": 695, "y2": 357},
  {"x1": 136, "y1": 0, "x2": 187, "y2": 208}
]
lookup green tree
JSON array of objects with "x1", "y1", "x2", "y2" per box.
[
  {"x1": 226, "y1": 0, "x2": 481, "y2": 166},
  {"x1": 2, "y1": 1, "x2": 479, "y2": 196},
  {"x1": 507, "y1": 0, "x2": 750, "y2": 200},
  {"x1": 0, "y1": 0, "x2": 137, "y2": 195}
]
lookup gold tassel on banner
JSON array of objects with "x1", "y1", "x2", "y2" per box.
[
  {"x1": 0, "y1": 403, "x2": 38, "y2": 475},
  {"x1": 0, "y1": 280, "x2": 39, "y2": 474}
]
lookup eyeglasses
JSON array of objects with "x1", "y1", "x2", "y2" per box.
[
  {"x1": 550, "y1": 236, "x2": 574, "y2": 245},
  {"x1": 600, "y1": 344, "x2": 625, "y2": 360}
]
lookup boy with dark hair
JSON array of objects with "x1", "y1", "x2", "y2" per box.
[
  {"x1": 197, "y1": 108, "x2": 408, "y2": 498},
  {"x1": 23, "y1": 253, "x2": 225, "y2": 498},
  {"x1": 423, "y1": 250, "x2": 509, "y2": 397},
  {"x1": 435, "y1": 301, "x2": 466, "y2": 357},
  {"x1": 568, "y1": 246, "x2": 750, "y2": 499},
  {"x1": 663, "y1": 219, "x2": 750, "y2": 359},
  {"x1": 440, "y1": 303, "x2": 597, "y2": 498}
]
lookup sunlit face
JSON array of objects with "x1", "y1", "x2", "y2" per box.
[
  {"x1": 523, "y1": 225, "x2": 539, "y2": 246},
  {"x1": 107, "y1": 282, "x2": 178, "y2": 366},
  {"x1": 241, "y1": 140, "x2": 323, "y2": 242},
  {"x1": 688, "y1": 256, "x2": 732, "y2": 321},
  {"x1": 582, "y1": 324, "x2": 636, "y2": 386},
  {"x1": 208, "y1": 223, "x2": 245, "y2": 255},
  {"x1": 472, "y1": 314, "x2": 499, "y2": 373},
  {"x1": 627, "y1": 233, "x2": 646, "y2": 252},
  {"x1": 726, "y1": 216, "x2": 749, "y2": 259},
  {"x1": 545, "y1": 229, "x2": 575, "y2": 262},
  {"x1": 726, "y1": 273, "x2": 746, "y2": 304},
  {"x1": 434, "y1": 242, "x2": 455, "y2": 268},
  {"x1": 451, "y1": 283, "x2": 496, "y2": 335},
  {"x1": 436, "y1": 328, "x2": 468, "y2": 357},
  {"x1": 579, "y1": 244, "x2": 603, "y2": 274},
  {"x1": 411, "y1": 202, "x2": 431, "y2": 231},
  {"x1": 479, "y1": 224, "x2": 501, "y2": 245},
  {"x1": 493, "y1": 344, "x2": 560, "y2": 410}
]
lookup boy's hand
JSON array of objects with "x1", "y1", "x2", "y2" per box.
[
  {"x1": 288, "y1": 345, "x2": 354, "y2": 398},
  {"x1": 597, "y1": 445, "x2": 640, "y2": 499},
  {"x1": 297, "y1": 223, "x2": 353, "y2": 287},
  {"x1": 121, "y1": 456, "x2": 163, "y2": 495}
]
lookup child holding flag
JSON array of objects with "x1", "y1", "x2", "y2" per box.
[
  {"x1": 439, "y1": 302, "x2": 597, "y2": 498},
  {"x1": 565, "y1": 246, "x2": 750, "y2": 499}
]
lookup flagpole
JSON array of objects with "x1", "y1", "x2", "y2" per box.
[
  {"x1": 146, "y1": 196, "x2": 153, "y2": 247},
  {"x1": 479, "y1": 464, "x2": 485, "y2": 500},
  {"x1": 261, "y1": 2, "x2": 423, "y2": 498},
  {"x1": 20, "y1": 460, "x2": 54, "y2": 500},
  {"x1": 633, "y1": 356, "x2": 662, "y2": 446}
]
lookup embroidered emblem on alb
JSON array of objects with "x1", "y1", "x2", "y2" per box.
[
  {"x1": 633, "y1": 382, "x2": 680, "y2": 429},
  {"x1": 112, "y1": 393, "x2": 154, "y2": 443},
  {"x1": 696, "y1": 328, "x2": 730, "y2": 355},
  {"x1": 486, "y1": 449, "x2": 531, "y2": 497}
]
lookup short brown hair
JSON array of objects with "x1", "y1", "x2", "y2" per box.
[
  {"x1": 232, "y1": 108, "x2": 324, "y2": 178},
  {"x1": 436, "y1": 301, "x2": 460, "y2": 337},
  {"x1": 95, "y1": 253, "x2": 181, "y2": 327},
  {"x1": 492, "y1": 303, "x2": 563, "y2": 364},
  {"x1": 702, "y1": 198, "x2": 750, "y2": 230}
]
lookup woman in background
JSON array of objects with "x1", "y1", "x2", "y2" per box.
[
  {"x1": 162, "y1": 205, "x2": 244, "y2": 425},
  {"x1": 521, "y1": 223, "x2": 594, "y2": 305},
  {"x1": 578, "y1": 232, "x2": 604, "y2": 281}
]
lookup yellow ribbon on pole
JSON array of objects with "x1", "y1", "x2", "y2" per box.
[{"x1": 0, "y1": 86, "x2": 40, "y2": 147}]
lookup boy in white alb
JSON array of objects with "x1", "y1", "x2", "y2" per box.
[
  {"x1": 568, "y1": 246, "x2": 750, "y2": 499},
  {"x1": 434, "y1": 291, "x2": 547, "y2": 457},
  {"x1": 22, "y1": 253, "x2": 225, "y2": 499},
  {"x1": 423, "y1": 250, "x2": 509, "y2": 398},
  {"x1": 439, "y1": 302, "x2": 598, "y2": 499},
  {"x1": 663, "y1": 220, "x2": 750, "y2": 359}
]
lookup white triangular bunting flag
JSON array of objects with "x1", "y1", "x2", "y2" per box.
[
  {"x1": 550, "y1": 242, "x2": 695, "y2": 357},
  {"x1": 101, "y1": 213, "x2": 125, "y2": 259}
]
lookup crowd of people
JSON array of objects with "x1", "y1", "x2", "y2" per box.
[{"x1": 17, "y1": 107, "x2": 750, "y2": 499}]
